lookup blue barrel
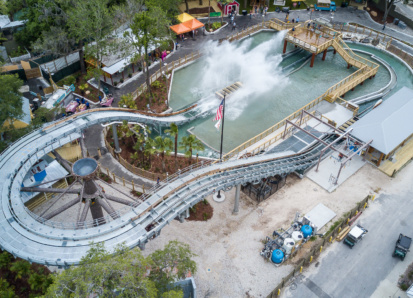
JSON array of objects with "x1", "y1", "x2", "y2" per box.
[
  {"x1": 271, "y1": 249, "x2": 284, "y2": 264},
  {"x1": 301, "y1": 225, "x2": 313, "y2": 238}
]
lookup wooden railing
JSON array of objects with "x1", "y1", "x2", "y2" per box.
[
  {"x1": 336, "y1": 97, "x2": 359, "y2": 116},
  {"x1": 132, "y1": 51, "x2": 202, "y2": 100}
]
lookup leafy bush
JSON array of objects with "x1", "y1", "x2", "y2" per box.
[
  {"x1": 151, "y1": 80, "x2": 164, "y2": 89},
  {"x1": 128, "y1": 73, "x2": 132, "y2": 78},
  {"x1": 114, "y1": 81, "x2": 118, "y2": 86},
  {"x1": 119, "y1": 93, "x2": 137, "y2": 109},
  {"x1": 120, "y1": 78, "x2": 124, "y2": 83},
  {"x1": 203, "y1": 199, "x2": 209, "y2": 205},
  {"x1": 10, "y1": 260, "x2": 31, "y2": 280},
  {"x1": 58, "y1": 75, "x2": 76, "y2": 87},
  {"x1": 0, "y1": 252, "x2": 11, "y2": 269},
  {"x1": 212, "y1": 22, "x2": 222, "y2": 30},
  {"x1": 203, "y1": 213, "x2": 208, "y2": 221}
]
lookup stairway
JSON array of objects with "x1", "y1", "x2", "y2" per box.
[
  {"x1": 338, "y1": 116, "x2": 359, "y2": 131},
  {"x1": 215, "y1": 82, "x2": 243, "y2": 100}
]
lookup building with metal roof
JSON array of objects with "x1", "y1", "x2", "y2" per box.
[{"x1": 349, "y1": 87, "x2": 413, "y2": 166}]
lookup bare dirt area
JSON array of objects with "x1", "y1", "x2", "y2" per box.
[
  {"x1": 188, "y1": 6, "x2": 216, "y2": 14},
  {"x1": 142, "y1": 163, "x2": 393, "y2": 297}
]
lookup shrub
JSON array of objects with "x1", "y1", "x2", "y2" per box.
[
  {"x1": 212, "y1": 22, "x2": 221, "y2": 30},
  {"x1": 151, "y1": 80, "x2": 163, "y2": 89},
  {"x1": 309, "y1": 236, "x2": 316, "y2": 242},
  {"x1": 114, "y1": 81, "x2": 118, "y2": 86},
  {"x1": 138, "y1": 67, "x2": 142, "y2": 71},
  {"x1": 0, "y1": 251, "x2": 12, "y2": 269},
  {"x1": 203, "y1": 199, "x2": 209, "y2": 205},
  {"x1": 203, "y1": 213, "x2": 208, "y2": 221},
  {"x1": 400, "y1": 283, "x2": 409, "y2": 291},
  {"x1": 128, "y1": 73, "x2": 132, "y2": 78},
  {"x1": 120, "y1": 78, "x2": 124, "y2": 83}
]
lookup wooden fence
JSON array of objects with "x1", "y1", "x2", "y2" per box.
[
  {"x1": 132, "y1": 51, "x2": 202, "y2": 100},
  {"x1": 267, "y1": 195, "x2": 371, "y2": 297},
  {"x1": 387, "y1": 44, "x2": 413, "y2": 69}
]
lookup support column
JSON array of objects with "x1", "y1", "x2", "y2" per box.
[
  {"x1": 360, "y1": 81, "x2": 364, "y2": 85},
  {"x1": 310, "y1": 53, "x2": 316, "y2": 68},
  {"x1": 283, "y1": 40, "x2": 288, "y2": 54},
  {"x1": 110, "y1": 74, "x2": 114, "y2": 85},
  {"x1": 347, "y1": 63, "x2": 351, "y2": 69},
  {"x1": 377, "y1": 153, "x2": 384, "y2": 166},
  {"x1": 233, "y1": 184, "x2": 241, "y2": 215},
  {"x1": 322, "y1": 49, "x2": 327, "y2": 61},
  {"x1": 112, "y1": 124, "x2": 121, "y2": 154},
  {"x1": 333, "y1": 49, "x2": 336, "y2": 55}
]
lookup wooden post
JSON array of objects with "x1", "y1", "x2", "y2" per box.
[
  {"x1": 122, "y1": 177, "x2": 125, "y2": 186},
  {"x1": 142, "y1": 185, "x2": 145, "y2": 194},
  {"x1": 97, "y1": 148, "x2": 101, "y2": 157},
  {"x1": 377, "y1": 152, "x2": 384, "y2": 166},
  {"x1": 283, "y1": 40, "x2": 288, "y2": 54},
  {"x1": 106, "y1": 168, "x2": 110, "y2": 176},
  {"x1": 110, "y1": 74, "x2": 114, "y2": 85},
  {"x1": 112, "y1": 173, "x2": 116, "y2": 182},
  {"x1": 310, "y1": 53, "x2": 316, "y2": 67},
  {"x1": 322, "y1": 49, "x2": 327, "y2": 61},
  {"x1": 132, "y1": 180, "x2": 135, "y2": 191}
]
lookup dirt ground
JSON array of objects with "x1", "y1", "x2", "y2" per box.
[{"x1": 142, "y1": 163, "x2": 393, "y2": 297}]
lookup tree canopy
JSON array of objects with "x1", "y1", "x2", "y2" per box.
[
  {"x1": 45, "y1": 240, "x2": 196, "y2": 297},
  {"x1": 0, "y1": 71, "x2": 24, "y2": 128}
]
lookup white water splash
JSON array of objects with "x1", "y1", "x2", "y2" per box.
[{"x1": 195, "y1": 31, "x2": 290, "y2": 120}]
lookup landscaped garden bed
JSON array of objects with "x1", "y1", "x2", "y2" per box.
[
  {"x1": 187, "y1": 199, "x2": 214, "y2": 221},
  {"x1": 56, "y1": 71, "x2": 104, "y2": 103},
  {"x1": 134, "y1": 74, "x2": 172, "y2": 113}
]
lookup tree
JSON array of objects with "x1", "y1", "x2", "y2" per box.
[
  {"x1": 0, "y1": 252, "x2": 11, "y2": 270},
  {"x1": 10, "y1": 260, "x2": 31, "y2": 280},
  {"x1": 144, "y1": 137, "x2": 156, "y2": 168},
  {"x1": 0, "y1": 72, "x2": 23, "y2": 128},
  {"x1": 147, "y1": 0, "x2": 180, "y2": 22},
  {"x1": 45, "y1": 241, "x2": 194, "y2": 297},
  {"x1": 218, "y1": 0, "x2": 230, "y2": 24},
  {"x1": 68, "y1": 0, "x2": 116, "y2": 91},
  {"x1": 0, "y1": 278, "x2": 16, "y2": 298},
  {"x1": 382, "y1": 0, "x2": 401, "y2": 22},
  {"x1": 130, "y1": 6, "x2": 172, "y2": 99},
  {"x1": 119, "y1": 93, "x2": 137, "y2": 109},
  {"x1": 0, "y1": 0, "x2": 7, "y2": 15},
  {"x1": 153, "y1": 136, "x2": 173, "y2": 172},
  {"x1": 179, "y1": 135, "x2": 204, "y2": 164},
  {"x1": 150, "y1": 240, "x2": 197, "y2": 293},
  {"x1": 165, "y1": 123, "x2": 179, "y2": 170}
]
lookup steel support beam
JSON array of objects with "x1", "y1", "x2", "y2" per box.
[
  {"x1": 233, "y1": 184, "x2": 241, "y2": 215},
  {"x1": 315, "y1": 129, "x2": 353, "y2": 172},
  {"x1": 21, "y1": 187, "x2": 80, "y2": 194},
  {"x1": 105, "y1": 195, "x2": 136, "y2": 206},
  {"x1": 97, "y1": 198, "x2": 119, "y2": 219},
  {"x1": 79, "y1": 199, "x2": 91, "y2": 223},
  {"x1": 335, "y1": 140, "x2": 372, "y2": 184},
  {"x1": 43, "y1": 197, "x2": 80, "y2": 220},
  {"x1": 39, "y1": 181, "x2": 80, "y2": 217},
  {"x1": 79, "y1": 136, "x2": 87, "y2": 158},
  {"x1": 51, "y1": 150, "x2": 73, "y2": 173},
  {"x1": 285, "y1": 120, "x2": 329, "y2": 146}
]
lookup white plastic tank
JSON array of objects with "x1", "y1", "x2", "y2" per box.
[
  {"x1": 283, "y1": 238, "x2": 295, "y2": 254},
  {"x1": 291, "y1": 231, "x2": 304, "y2": 245}
]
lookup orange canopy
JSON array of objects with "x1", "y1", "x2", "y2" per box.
[
  {"x1": 170, "y1": 23, "x2": 192, "y2": 35},
  {"x1": 181, "y1": 19, "x2": 205, "y2": 31}
]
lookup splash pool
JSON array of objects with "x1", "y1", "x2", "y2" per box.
[{"x1": 165, "y1": 31, "x2": 413, "y2": 157}]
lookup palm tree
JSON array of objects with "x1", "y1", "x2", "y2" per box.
[
  {"x1": 143, "y1": 137, "x2": 156, "y2": 169},
  {"x1": 153, "y1": 136, "x2": 173, "y2": 172},
  {"x1": 179, "y1": 135, "x2": 205, "y2": 164},
  {"x1": 165, "y1": 123, "x2": 179, "y2": 170}
]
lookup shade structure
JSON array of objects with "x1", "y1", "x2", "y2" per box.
[
  {"x1": 181, "y1": 18, "x2": 205, "y2": 31},
  {"x1": 176, "y1": 13, "x2": 195, "y2": 23},
  {"x1": 170, "y1": 23, "x2": 192, "y2": 35}
]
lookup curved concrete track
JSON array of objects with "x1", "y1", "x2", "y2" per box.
[{"x1": 0, "y1": 108, "x2": 329, "y2": 266}]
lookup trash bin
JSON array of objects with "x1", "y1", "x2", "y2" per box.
[
  {"x1": 282, "y1": 7, "x2": 290, "y2": 13},
  {"x1": 242, "y1": 10, "x2": 247, "y2": 16},
  {"x1": 393, "y1": 18, "x2": 399, "y2": 25},
  {"x1": 398, "y1": 21, "x2": 407, "y2": 29}
]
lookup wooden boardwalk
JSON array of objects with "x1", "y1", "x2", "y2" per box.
[{"x1": 379, "y1": 137, "x2": 413, "y2": 176}]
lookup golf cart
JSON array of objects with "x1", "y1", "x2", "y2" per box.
[
  {"x1": 344, "y1": 225, "x2": 368, "y2": 248},
  {"x1": 393, "y1": 234, "x2": 411, "y2": 261}
]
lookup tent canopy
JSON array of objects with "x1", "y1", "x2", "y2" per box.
[
  {"x1": 170, "y1": 23, "x2": 192, "y2": 35},
  {"x1": 176, "y1": 13, "x2": 194, "y2": 23},
  {"x1": 181, "y1": 19, "x2": 204, "y2": 31}
]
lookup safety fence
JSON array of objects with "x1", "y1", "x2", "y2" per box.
[
  {"x1": 267, "y1": 195, "x2": 371, "y2": 297},
  {"x1": 132, "y1": 51, "x2": 202, "y2": 100},
  {"x1": 103, "y1": 127, "x2": 167, "y2": 181}
]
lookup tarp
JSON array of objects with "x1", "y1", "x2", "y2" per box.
[
  {"x1": 181, "y1": 19, "x2": 205, "y2": 31},
  {"x1": 170, "y1": 23, "x2": 192, "y2": 35},
  {"x1": 176, "y1": 13, "x2": 194, "y2": 23}
]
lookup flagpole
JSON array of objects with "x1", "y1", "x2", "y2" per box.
[{"x1": 217, "y1": 93, "x2": 226, "y2": 199}]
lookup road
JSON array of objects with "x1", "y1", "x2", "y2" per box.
[{"x1": 282, "y1": 177, "x2": 413, "y2": 298}]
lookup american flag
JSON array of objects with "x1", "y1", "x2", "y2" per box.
[{"x1": 213, "y1": 98, "x2": 224, "y2": 130}]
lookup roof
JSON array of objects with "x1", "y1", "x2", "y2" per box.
[
  {"x1": 20, "y1": 96, "x2": 32, "y2": 125},
  {"x1": 349, "y1": 87, "x2": 413, "y2": 155},
  {"x1": 318, "y1": 0, "x2": 332, "y2": 3},
  {"x1": 0, "y1": 15, "x2": 10, "y2": 28},
  {"x1": 349, "y1": 226, "x2": 364, "y2": 238},
  {"x1": 2, "y1": 20, "x2": 26, "y2": 29},
  {"x1": 170, "y1": 23, "x2": 192, "y2": 35},
  {"x1": 176, "y1": 13, "x2": 194, "y2": 23},
  {"x1": 181, "y1": 19, "x2": 204, "y2": 31}
]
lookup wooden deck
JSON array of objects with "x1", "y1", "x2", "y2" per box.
[
  {"x1": 379, "y1": 136, "x2": 413, "y2": 176},
  {"x1": 292, "y1": 30, "x2": 333, "y2": 50}
]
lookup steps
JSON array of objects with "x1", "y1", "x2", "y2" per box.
[
  {"x1": 338, "y1": 116, "x2": 359, "y2": 131},
  {"x1": 215, "y1": 82, "x2": 243, "y2": 100}
]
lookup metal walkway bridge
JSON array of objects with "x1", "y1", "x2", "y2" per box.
[{"x1": 0, "y1": 108, "x2": 332, "y2": 266}]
